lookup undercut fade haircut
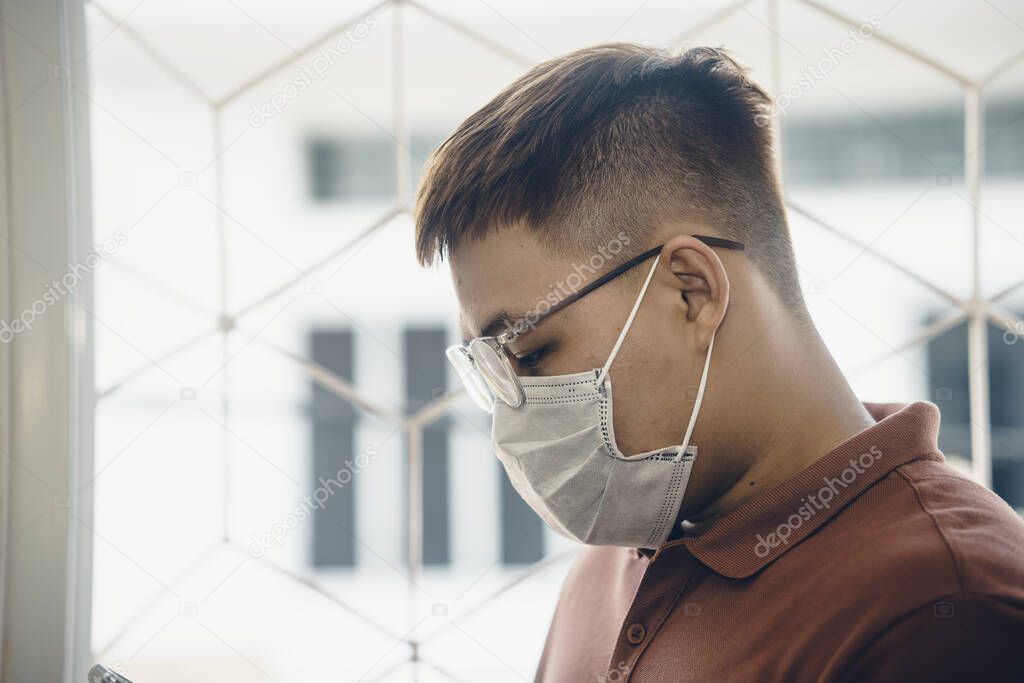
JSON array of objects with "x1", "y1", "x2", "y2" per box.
[{"x1": 415, "y1": 43, "x2": 806, "y2": 314}]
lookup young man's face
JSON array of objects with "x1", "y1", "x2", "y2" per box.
[{"x1": 450, "y1": 223, "x2": 722, "y2": 460}]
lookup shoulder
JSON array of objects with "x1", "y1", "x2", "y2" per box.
[
  {"x1": 837, "y1": 591, "x2": 1024, "y2": 682},
  {"x1": 891, "y1": 458, "x2": 1024, "y2": 599},
  {"x1": 779, "y1": 457, "x2": 1024, "y2": 633},
  {"x1": 791, "y1": 459, "x2": 1024, "y2": 680}
]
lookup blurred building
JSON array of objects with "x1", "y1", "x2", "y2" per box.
[{"x1": 65, "y1": 0, "x2": 1024, "y2": 680}]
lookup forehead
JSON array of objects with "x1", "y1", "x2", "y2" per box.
[{"x1": 449, "y1": 227, "x2": 576, "y2": 339}]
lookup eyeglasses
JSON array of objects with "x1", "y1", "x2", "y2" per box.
[{"x1": 446, "y1": 236, "x2": 745, "y2": 412}]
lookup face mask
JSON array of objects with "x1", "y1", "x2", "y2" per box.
[{"x1": 490, "y1": 257, "x2": 717, "y2": 549}]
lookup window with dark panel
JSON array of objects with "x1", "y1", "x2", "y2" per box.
[
  {"x1": 404, "y1": 328, "x2": 450, "y2": 566},
  {"x1": 311, "y1": 329, "x2": 359, "y2": 567},
  {"x1": 927, "y1": 316, "x2": 1024, "y2": 509},
  {"x1": 306, "y1": 134, "x2": 443, "y2": 202}
]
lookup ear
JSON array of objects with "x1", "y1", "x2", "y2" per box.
[{"x1": 661, "y1": 234, "x2": 730, "y2": 352}]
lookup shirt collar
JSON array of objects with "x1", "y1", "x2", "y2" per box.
[{"x1": 648, "y1": 401, "x2": 943, "y2": 578}]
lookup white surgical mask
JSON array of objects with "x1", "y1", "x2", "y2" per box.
[{"x1": 490, "y1": 257, "x2": 717, "y2": 549}]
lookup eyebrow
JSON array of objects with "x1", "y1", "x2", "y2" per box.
[{"x1": 463, "y1": 310, "x2": 530, "y2": 344}]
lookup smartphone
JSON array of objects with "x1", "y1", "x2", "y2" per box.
[{"x1": 88, "y1": 665, "x2": 134, "y2": 683}]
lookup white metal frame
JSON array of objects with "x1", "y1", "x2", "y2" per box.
[{"x1": 1, "y1": 1, "x2": 94, "y2": 681}]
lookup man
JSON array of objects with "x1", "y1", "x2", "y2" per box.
[{"x1": 414, "y1": 43, "x2": 1024, "y2": 682}]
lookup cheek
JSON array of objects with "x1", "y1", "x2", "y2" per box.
[{"x1": 608, "y1": 343, "x2": 692, "y2": 456}]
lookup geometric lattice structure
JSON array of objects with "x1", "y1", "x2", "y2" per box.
[{"x1": 83, "y1": 0, "x2": 1023, "y2": 680}]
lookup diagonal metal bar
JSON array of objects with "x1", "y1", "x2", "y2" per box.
[
  {"x1": 981, "y1": 46, "x2": 1024, "y2": 85},
  {"x1": 991, "y1": 276, "x2": 1024, "y2": 304},
  {"x1": 214, "y1": 0, "x2": 395, "y2": 108},
  {"x1": 95, "y1": 539, "x2": 223, "y2": 659},
  {"x1": 987, "y1": 304, "x2": 1024, "y2": 337},
  {"x1": 405, "y1": 387, "x2": 467, "y2": 430},
  {"x1": 75, "y1": 298, "x2": 185, "y2": 384},
  {"x1": 787, "y1": 200, "x2": 965, "y2": 307},
  {"x1": 225, "y1": 542, "x2": 407, "y2": 643},
  {"x1": 87, "y1": 1, "x2": 216, "y2": 105},
  {"x1": 418, "y1": 657, "x2": 472, "y2": 683},
  {"x1": 827, "y1": 295, "x2": 932, "y2": 376},
  {"x1": 794, "y1": 0, "x2": 975, "y2": 86},
  {"x1": 405, "y1": 0, "x2": 534, "y2": 67},
  {"x1": 357, "y1": 656, "x2": 410, "y2": 683},
  {"x1": 419, "y1": 549, "x2": 576, "y2": 646},
  {"x1": 829, "y1": 297, "x2": 1020, "y2": 475},
  {"x1": 231, "y1": 206, "x2": 402, "y2": 321},
  {"x1": 850, "y1": 307, "x2": 967, "y2": 377},
  {"x1": 72, "y1": 81, "x2": 181, "y2": 167},
  {"x1": 80, "y1": 0, "x2": 149, "y2": 65},
  {"x1": 97, "y1": 325, "x2": 218, "y2": 400},
  {"x1": 240, "y1": 328, "x2": 406, "y2": 423},
  {"x1": 105, "y1": 259, "x2": 220, "y2": 317},
  {"x1": 670, "y1": 0, "x2": 756, "y2": 45},
  {"x1": 448, "y1": 622, "x2": 531, "y2": 681}
]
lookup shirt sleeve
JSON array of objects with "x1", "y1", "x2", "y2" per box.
[{"x1": 838, "y1": 593, "x2": 1024, "y2": 683}]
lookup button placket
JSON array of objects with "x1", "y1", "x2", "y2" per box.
[{"x1": 607, "y1": 547, "x2": 698, "y2": 681}]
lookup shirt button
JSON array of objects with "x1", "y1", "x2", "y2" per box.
[{"x1": 626, "y1": 623, "x2": 646, "y2": 645}]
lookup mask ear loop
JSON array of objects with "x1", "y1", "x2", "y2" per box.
[
  {"x1": 593, "y1": 251, "x2": 717, "y2": 463},
  {"x1": 595, "y1": 254, "x2": 662, "y2": 389},
  {"x1": 674, "y1": 330, "x2": 714, "y2": 462}
]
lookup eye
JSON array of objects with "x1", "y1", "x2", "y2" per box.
[{"x1": 515, "y1": 346, "x2": 549, "y2": 371}]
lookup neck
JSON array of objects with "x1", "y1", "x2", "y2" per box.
[{"x1": 678, "y1": 317, "x2": 875, "y2": 536}]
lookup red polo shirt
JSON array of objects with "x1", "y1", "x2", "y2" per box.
[{"x1": 534, "y1": 402, "x2": 1024, "y2": 682}]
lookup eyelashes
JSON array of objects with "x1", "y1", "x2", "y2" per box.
[{"x1": 515, "y1": 345, "x2": 550, "y2": 371}]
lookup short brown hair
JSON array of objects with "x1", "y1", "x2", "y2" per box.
[{"x1": 415, "y1": 43, "x2": 805, "y2": 312}]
